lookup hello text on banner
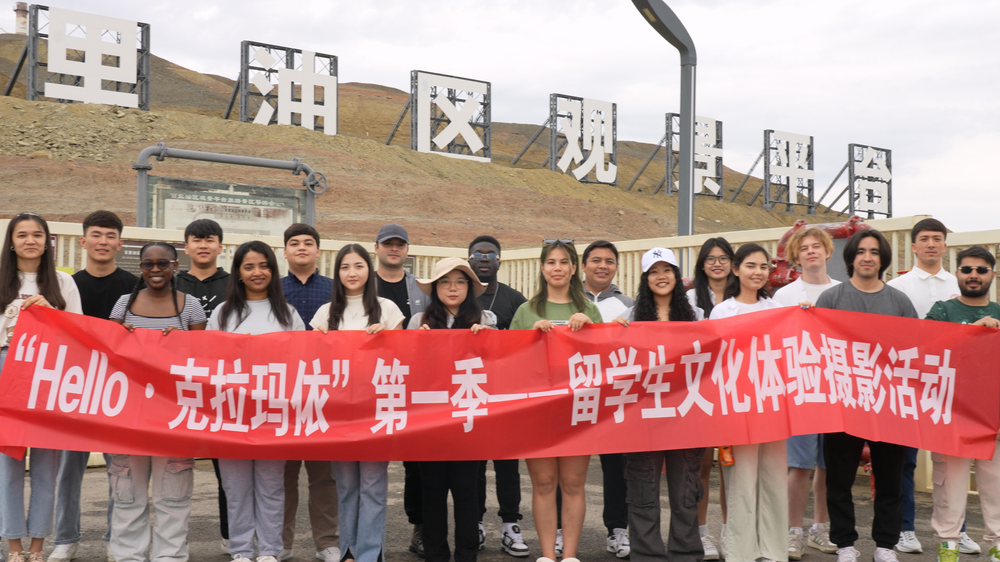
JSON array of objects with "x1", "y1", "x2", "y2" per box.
[{"x1": 0, "y1": 306, "x2": 996, "y2": 461}]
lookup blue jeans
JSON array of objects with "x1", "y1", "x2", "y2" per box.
[
  {"x1": 54, "y1": 450, "x2": 91, "y2": 545},
  {"x1": 0, "y1": 448, "x2": 60, "y2": 539},
  {"x1": 331, "y1": 461, "x2": 389, "y2": 562},
  {"x1": 901, "y1": 447, "x2": 917, "y2": 531}
]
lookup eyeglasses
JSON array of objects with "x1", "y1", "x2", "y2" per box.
[
  {"x1": 705, "y1": 256, "x2": 731, "y2": 265},
  {"x1": 438, "y1": 278, "x2": 468, "y2": 287},
  {"x1": 469, "y1": 252, "x2": 498, "y2": 261},
  {"x1": 959, "y1": 266, "x2": 992, "y2": 274},
  {"x1": 139, "y1": 259, "x2": 176, "y2": 271},
  {"x1": 543, "y1": 238, "x2": 574, "y2": 245}
]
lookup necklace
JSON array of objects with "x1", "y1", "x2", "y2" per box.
[{"x1": 486, "y1": 288, "x2": 498, "y2": 311}]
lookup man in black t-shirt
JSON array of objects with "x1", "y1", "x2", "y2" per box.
[
  {"x1": 53, "y1": 211, "x2": 138, "y2": 562},
  {"x1": 467, "y1": 235, "x2": 530, "y2": 557},
  {"x1": 373, "y1": 223, "x2": 428, "y2": 555}
]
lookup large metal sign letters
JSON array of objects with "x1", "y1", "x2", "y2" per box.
[
  {"x1": 18, "y1": 5, "x2": 150, "y2": 109},
  {"x1": 764, "y1": 130, "x2": 816, "y2": 214},
  {"x1": 550, "y1": 94, "x2": 617, "y2": 186},
  {"x1": 411, "y1": 71, "x2": 491, "y2": 162},
  {"x1": 667, "y1": 113, "x2": 722, "y2": 198},
  {"x1": 237, "y1": 41, "x2": 338, "y2": 135},
  {"x1": 848, "y1": 144, "x2": 892, "y2": 218}
]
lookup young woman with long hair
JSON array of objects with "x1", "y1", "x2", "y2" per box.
[
  {"x1": 107, "y1": 241, "x2": 207, "y2": 562},
  {"x1": 708, "y1": 243, "x2": 786, "y2": 562},
  {"x1": 407, "y1": 257, "x2": 494, "y2": 562},
  {"x1": 509, "y1": 240, "x2": 602, "y2": 562},
  {"x1": 310, "y1": 244, "x2": 405, "y2": 562},
  {"x1": 208, "y1": 241, "x2": 305, "y2": 562},
  {"x1": 687, "y1": 237, "x2": 735, "y2": 319},
  {"x1": 0, "y1": 213, "x2": 82, "y2": 562},
  {"x1": 612, "y1": 248, "x2": 704, "y2": 561}
]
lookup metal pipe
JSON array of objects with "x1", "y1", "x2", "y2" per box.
[{"x1": 133, "y1": 143, "x2": 327, "y2": 227}]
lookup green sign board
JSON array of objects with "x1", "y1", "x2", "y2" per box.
[{"x1": 147, "y1": 176, "x2": 308, "y2": 237}]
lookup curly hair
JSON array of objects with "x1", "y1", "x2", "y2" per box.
[{"x1": 632, "y1": 263, "x2": 696, "y2": 322}]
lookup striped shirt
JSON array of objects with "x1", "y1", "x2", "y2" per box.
[{"x1": 110, "y1": 293, "x2": 207, "y2": 331}]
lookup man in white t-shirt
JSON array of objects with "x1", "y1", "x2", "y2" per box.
[
  {"x1": 885, "y1": 218, "x2": 971, "y2": 556},
  {"x1": 773, "y1": 227, "x2": 840, "y2": 559}
]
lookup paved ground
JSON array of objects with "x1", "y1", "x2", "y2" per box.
[{"x1": 1, "y1": 458, "x2": 983, "y2": 561}]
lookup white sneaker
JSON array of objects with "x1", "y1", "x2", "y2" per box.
[
  {"x1": 479, "y1": 522, "x2": 486, "y2": 551},
  {"x1": 607, "y1": 528, "x2": 630, "y2": 558},
  {"x1": 258, "y1": 557, "x2": 279, "y2": 562},
  {"x1": 873, "y1": 546, "x2": 899, "y2": 562},
  {"x1": 278, "y1": 549, "x2": 293, "y2": 561},
  {"x1": 807, "y1": 523, "x2": 838, "y2": 554},
  {"x1": 836, "y1": 546, "x2": 860, "y2": 562},
  {"x1": 501, "y1": 523, "x2": 530, "y2": 557},
  {"x1": 896, "y1": 531, "x2": 923, "y2": 553},
  {"x1": 701, "y1": 534, "x2": 719, "y2": 561},
  {"x1": 554, "y1": 529, "x2": 563, "y2": 557},
  {"x1": 720, "y1": 527, "x2": 726, "y2": 559},
  {"x1": 106, "y1": 543, "x2": 115, "y2": 562},
  {"x1": 49, "y1": 544, "x2": 79, "y2": 562},
  {"x1": 959, "y1": 532, "x2": 982, "y2": 554},
  {"x1": 788, "y1": 528, "x2": 803, "y2": 561},
  {"x1": 223, "y1": 540, "x2": 232, "y2": 554},
  {"x1": 316, "y1": 547, "x2": 341, "y2": 562}
]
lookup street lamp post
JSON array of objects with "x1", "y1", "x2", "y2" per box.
[{"x1": 630, "y1": 0, "x2": 697, "y2": 236}]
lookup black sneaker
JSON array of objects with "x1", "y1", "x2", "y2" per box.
[{"x1": 410, "y1": 524, "x2": 425, "y2": 558}]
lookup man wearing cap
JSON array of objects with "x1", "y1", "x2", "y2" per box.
[
  {"x1": 374, "y1": 223, "x2": 428, "y2": 557},
  {"x1": 581, "y1": 240, "x2": 634, "y2": 559}
]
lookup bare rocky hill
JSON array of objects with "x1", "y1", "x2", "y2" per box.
[{"x1": 0, "y1": 33, "x2": 837, "y2": 248}]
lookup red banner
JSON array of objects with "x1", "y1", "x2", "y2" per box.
[{"x1": 0, "y1": 306, "x2": 997, "y2": 461}]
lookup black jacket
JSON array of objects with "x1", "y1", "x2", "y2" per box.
[{"x1": 175, "y1": 268, "x2": 230, "y2": 317}]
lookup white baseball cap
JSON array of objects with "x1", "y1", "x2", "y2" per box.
[{"x1": 641, "y1": 247, "x2": 678, "y2": 272}]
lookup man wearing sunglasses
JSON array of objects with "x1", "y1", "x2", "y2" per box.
[
  {"x1": 924, "y1": 246, "x2": 1000, "y2": 562},
  {"x1": 466, "y1": 235, "x2": 530, "y2": 557},
  {"x1": 887, "y1": 218, "x2": 965, "y2": 556}
]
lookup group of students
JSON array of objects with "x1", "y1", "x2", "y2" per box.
[{"x1": 0, "y1": 212, "x2": 997, "y2": 562}]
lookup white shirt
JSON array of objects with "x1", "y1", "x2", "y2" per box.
[
  {"x1": 1, "y1": 270, "x2": 83, "y2": 347},
  {"x1": 886, "y1": 266, "x2": 959, "y2": 319},
  {"x1": 685, "y1": 288, "x2": 711, "y2": 320},
  {"x1": 310, "y1": 295, "x2": 405, "y2": 331},
  {"x1": 708, "y1": 296, "x2": 783, "y2": 320},
  {"x1": 772, "y1": 277, "x2": 841, "y2": 307}
]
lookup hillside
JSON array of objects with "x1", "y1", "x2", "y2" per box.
[{"x1": 0, "y1": 33, "x2": 838, "y2": 248}]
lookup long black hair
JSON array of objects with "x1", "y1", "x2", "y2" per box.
[
  {"x1": 633, "y1": 262, "x2": 696, "y2": 322},
  {"x1": 0, "y1": 213, "x2": 66, "y2": 311},
  {"x1": 120, "y1": 241, "x2": 182, "y2": 323},
  {"x1": 420, "y1": 270, "x2": 484, "y2": 329},
  {"x1": 529, "y1": 241, "x2": 587, "y2": 317},
  {"x1": 724, "y1": 243, "x2": 772, "y2": 301},
  {"x1": 328, "y1": 244, "x2": 380, "y2": 331},
  {"x1": 844, "y1": 229, "x2": 892, "y2": 279},
  {"x1": 216, "y1": 241, "x2": 293, "y2": 331},
  {"x1": 692, "y1": 237, "x2": 734, "y2": 317}
]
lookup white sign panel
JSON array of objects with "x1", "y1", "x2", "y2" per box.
[
  {"x1": 277, "y1": 51, "x2": 338, "y2": 135},
  {"x1": 43, "y1": 8, "x2": 138, "y2": 107},
  {"x1": 557, "y1": 98, "x2": 616, "y2": 184},
  {"x1": 415, "y1": 72, "x2": 490, "y2": 163},
  {"x1": 854, "y1": 146, "x2": 892, "y2": 215},
  {"x1": 771, "y1": 130, "x2": 815, "y2": 184}
]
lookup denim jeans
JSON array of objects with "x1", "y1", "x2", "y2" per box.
[
  {"x1": 0, "y1": 447, "x2": 59, "y2": 539},
  {"x1": 219, "y1": 458, "x2": 285, "y2": 558},
  {"x1": 108, "y1": 454, "x2": 195, "y2": 562},
  {"x1": 54, "y1": 450, "x2": 91, "y2": 545},
  {"x1": 331, "y1": 461, "x2": 389, "y2": 562}
]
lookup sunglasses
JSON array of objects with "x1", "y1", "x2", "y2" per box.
[
  {"x1": 469, "y1": 252, "x2": 498, "y2": 261},
  {"x1": 959, "y1": 266, "x2": 992, "y2": 275},
  {"x1": 139, "y1": 259, "x2": 176, "y2": 271},
  {"x1": 543, "y1": 238, "x2": 574, "y2": 245}
]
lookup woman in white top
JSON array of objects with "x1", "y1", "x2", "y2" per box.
[
  {"x1": 0, "y1": 213, "x2": 83, "y2": 562},
  {"x1": 209, "y1": 241, "x2": 305, "y2": 562},
  {"x1": 311, "y1": 244, "x2": 404, "y2": 562},
  {"x1": 407, "y1": 257, "x2": 493, "y2": 562},
  {"x1": 708, "y1": 243, "x2": 786, "y2": 562}
]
